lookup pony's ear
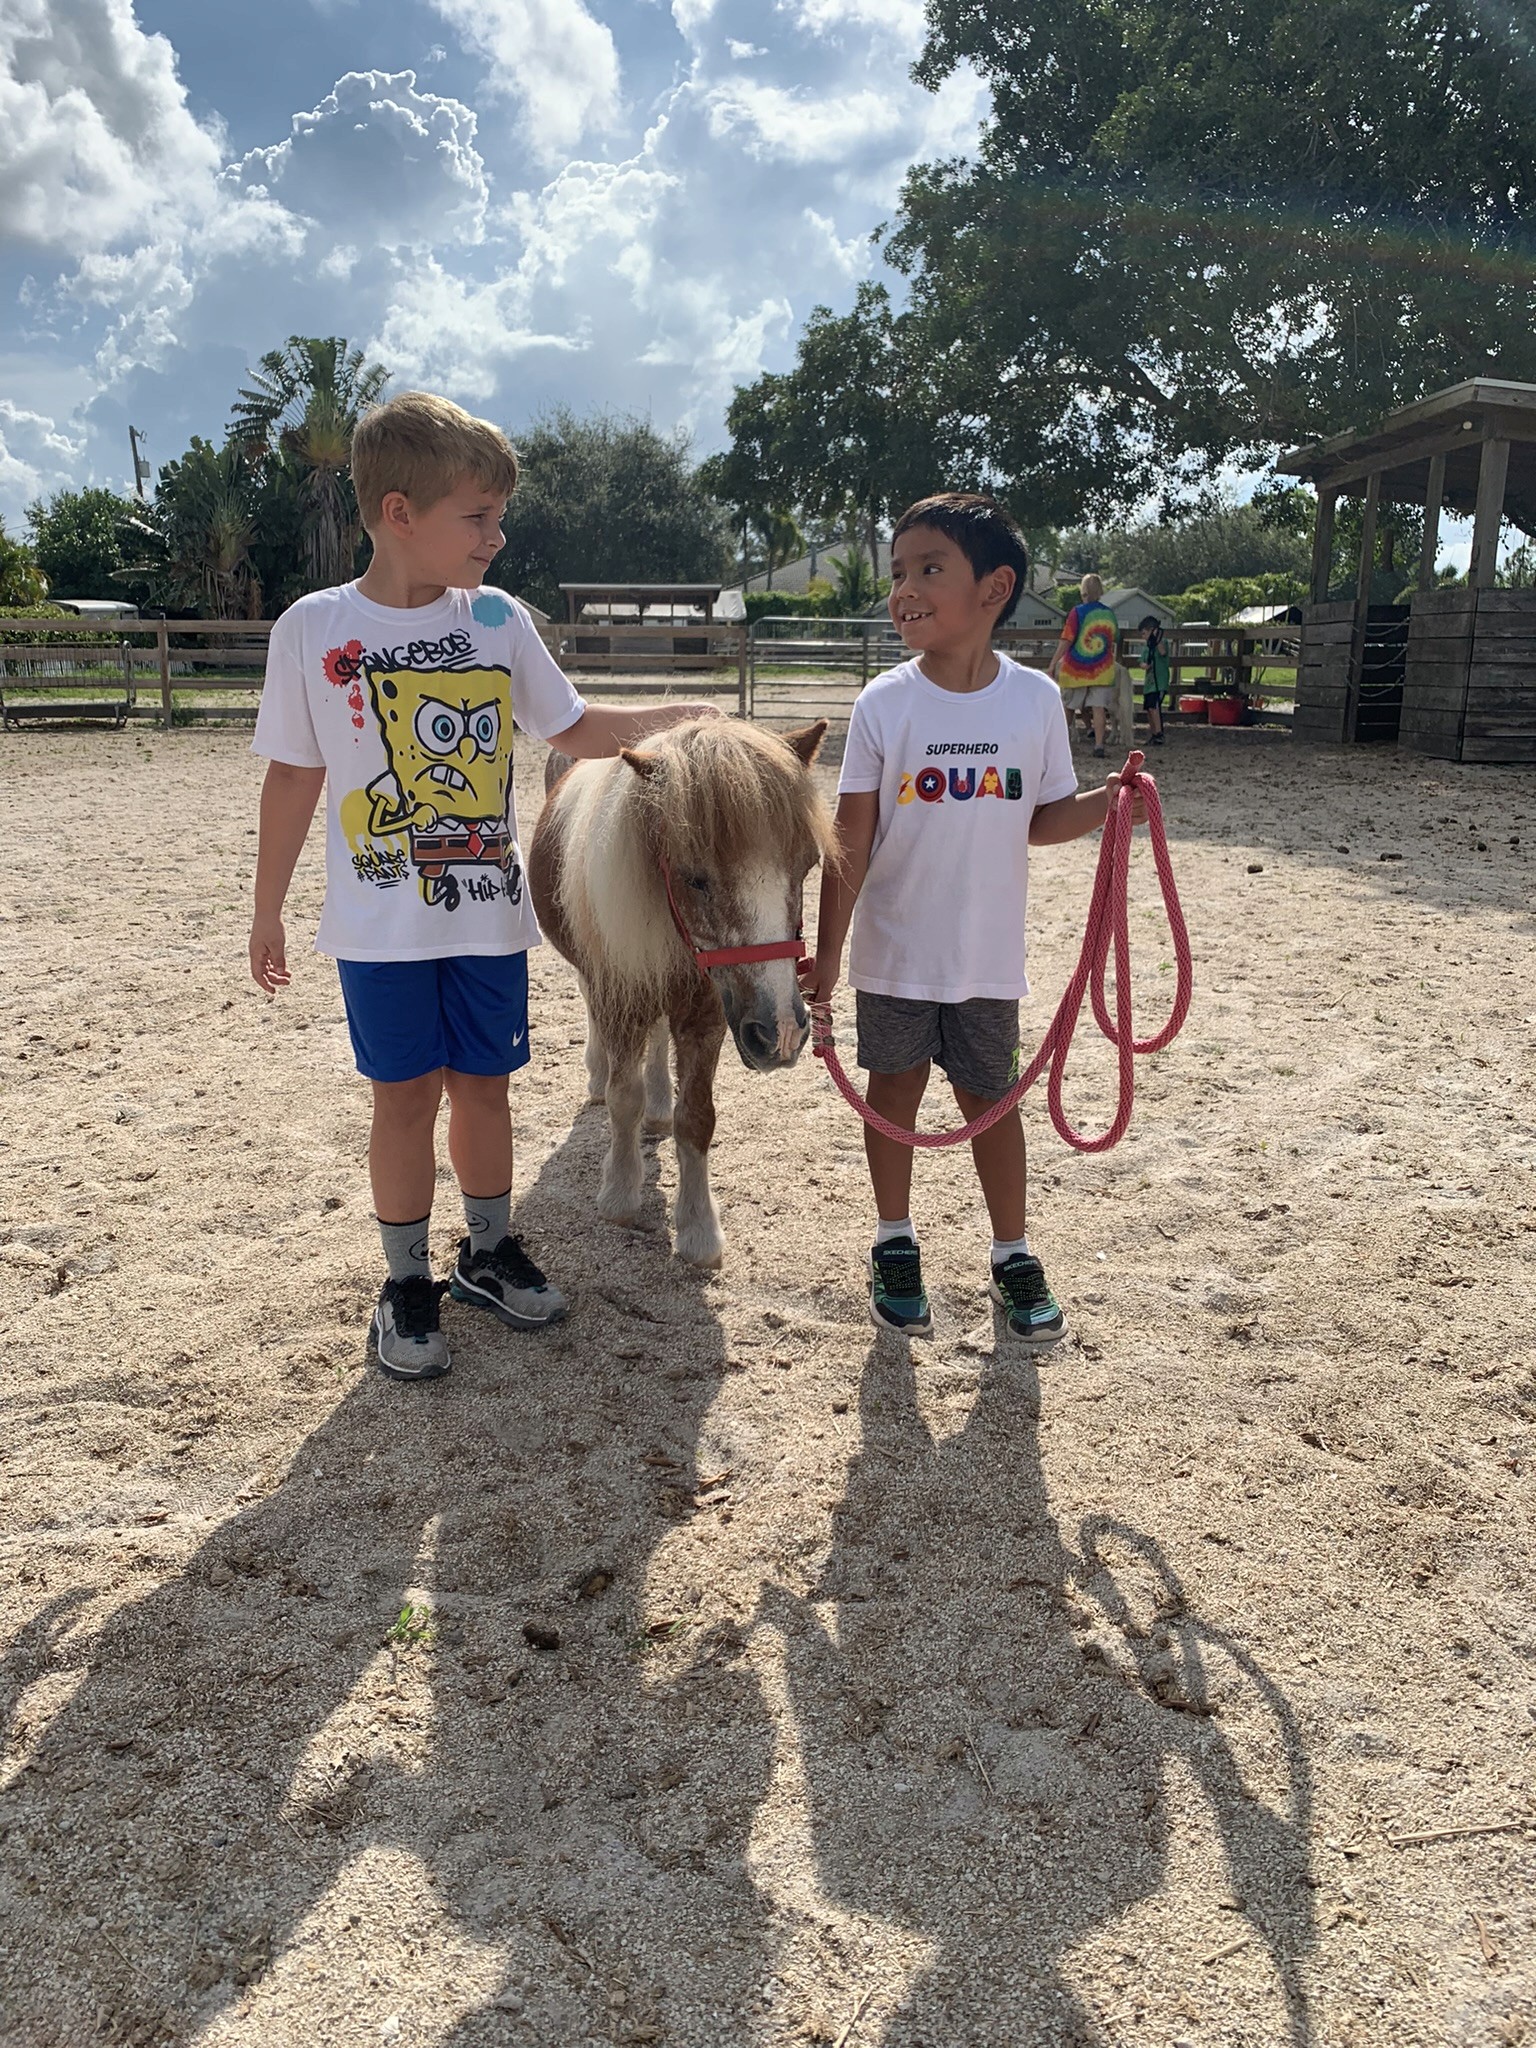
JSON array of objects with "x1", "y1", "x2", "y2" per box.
[
  {"x1": 784, "y1": 720, "x2": 828, "y2": 767},
  {"x1": 620, "y1": 748, "x2": 660, "y2": 779}
]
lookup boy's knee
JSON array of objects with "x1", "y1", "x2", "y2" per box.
[
  {"x1": 868, "y1": 1062, "x2": 929, "y2": 1106},
  {"x1": 371, "y1": 1070, "x2": 443, "y2": 1122},
  {"x1": 443, "y1": 1067, "x2": 510, "y2": 1105}
]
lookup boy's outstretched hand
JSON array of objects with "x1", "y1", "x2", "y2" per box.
[{"x1": 249, "y1": 914, "x2": 291, "y2": 993}]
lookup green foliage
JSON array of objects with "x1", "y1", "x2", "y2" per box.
[
  {"x1": 230, "y1": 335, "x2": 389, "y2": 591},
  {"x1": 0, "y1": 599, "x2": 69, "y2": 648},
  {"x1": 1104, "y1": 502, "x2": 1312, "y2": 592},
  {"x1": 25, "y1": 488, "x2": 146, "y2": 602},
  {"x1": 720, "y1": 282, "x2": 943, "y2": 584},
  {"x1": 126, "y1": 438, "x2": 264, "y2": 619},
  {"x1": 0, "y1": 520, "x2": 47, "y2": 606},
  {"x1": 1053, "y1": 583, "x2": 1083, "y2": 610},
  {"x1": 831, "y1": 548, "x2": 880, "y2": 612},
  {"x1": 743, "y1": 581, "x2": 840, "y2": 624},
  {"x1": 888, "y1": 0, "x2": 1536, "y2": 525},
  {"x1": 387, "y1": 1603, "x2": 436, "y2": 1647},
  {"x1": 488, "y1": 409, "x2": 730, "y2": 617},
  {"x1": 1163, "y1": 575, "x2": 1306, "y2": 623}
]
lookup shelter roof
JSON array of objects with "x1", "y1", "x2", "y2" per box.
[
  {"x1": 1277, "y1": 378, "x2": 1536, "y2": 531},
  {"x1": 559, "y1": 583, "x2": 722, "y2": 600}
]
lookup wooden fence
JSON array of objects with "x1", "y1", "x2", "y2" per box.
[{"x1": 0, "y1": 612, "x2": 1299, "y2": 731}]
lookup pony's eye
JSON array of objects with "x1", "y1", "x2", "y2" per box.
[{"x1": 686, "y1": 874, "x2": 709, "y2": 893}]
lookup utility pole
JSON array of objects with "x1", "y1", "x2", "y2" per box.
[{"x1": 128, "y1": 425, "x2": 151, "y2": 500}]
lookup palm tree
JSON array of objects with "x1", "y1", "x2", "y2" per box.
[
  {"x1": 125, "y1": 439, "x2": 262, "y2": 618},
  {"x1": 230, "y1": 337, "x2": 389, "y2": 592}
]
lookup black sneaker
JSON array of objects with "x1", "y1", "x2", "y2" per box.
[
  {"x1": 372, "y1": 1275, "x2": 452, "y2": 1382},
  {"x1": 867, "y1": 1236, "x2": 932, "y2": 1336},
  {"x1": 450, "y1": 1234, "x2": 568, "y2": 1330},
  {"x1": 989, "y1": 1252, "x2": 1068, "y2": 1346}
]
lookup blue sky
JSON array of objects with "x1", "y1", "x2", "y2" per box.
[{"x1": 0, "y1": 0, "x2": 987, "y2": 524}]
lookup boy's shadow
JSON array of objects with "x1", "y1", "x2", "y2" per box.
[
  {"x1": 763, "y1": 1334, "x2": 1317, "y2": 2045},
  {"x1": 0, "y1": 1111, "x2": 778, "y2": 2046}
]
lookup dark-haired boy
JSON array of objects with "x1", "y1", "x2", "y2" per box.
[{"x1": 801, "y1": 492, "x2": 1143, "y2": 1343}]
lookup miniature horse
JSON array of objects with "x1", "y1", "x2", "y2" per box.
[{"x1": 530, "y1": 717, "x2": 831, "y2": 1266}]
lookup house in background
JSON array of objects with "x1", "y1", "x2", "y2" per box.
[{"x1": 1101, "y1": 586, "x2": 1179, "y2": 631}]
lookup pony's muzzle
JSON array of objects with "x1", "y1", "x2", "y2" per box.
[{"x1": 732, "y1": 995, "x2": 809, "y2": 1072}]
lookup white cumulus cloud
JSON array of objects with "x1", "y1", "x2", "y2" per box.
[
  {"x1": 0, "y1": 400, "x2": 84, "y2": 507},
  {"x1": 227, "y1": 71, "x2": 489, "y2": 248},
  {"x1": 0, "y1": 0, "x2": 224, "y2": 251},
  {"x1": 427, "y1": 0, "x2": 623, "y2": 162}
]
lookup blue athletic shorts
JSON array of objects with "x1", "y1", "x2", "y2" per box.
[{"x1": 336, "y1": 953, "x2": 531, "y2": 1084}]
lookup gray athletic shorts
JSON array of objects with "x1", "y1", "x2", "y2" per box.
[{"x1": 855, "y1": 992, "x2": 1021, "y2": 1101}]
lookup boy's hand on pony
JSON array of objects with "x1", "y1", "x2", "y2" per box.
[{"x1": 249, "y1": 915, "x2": 291, "y2": 994}]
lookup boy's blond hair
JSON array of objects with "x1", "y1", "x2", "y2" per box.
[
  {"x1": 350, "y1": 391, "x2": 519, "y2": 529},
  {"x1": 1079, "y1": 572, "x2": 1105, "y2": 601}
]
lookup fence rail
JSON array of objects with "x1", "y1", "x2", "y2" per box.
[{"x1": 0, "y1": 612, "x2": 1298, "y2": 731}]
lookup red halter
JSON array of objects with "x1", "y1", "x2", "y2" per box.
[{"x1": 656, "y1": 851, "x2": 807, "y2": 977}]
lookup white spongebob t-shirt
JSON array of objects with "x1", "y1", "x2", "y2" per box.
[
  {"x1": 252, "y1": 582, "x2": 584, "y2": 962},
  {"x1": 837, "y1": 655, "x2": 1078, "y2": 1002}
]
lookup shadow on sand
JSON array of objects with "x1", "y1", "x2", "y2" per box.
[
  {"x1": 763, "y1": 1330, "x2": 1316, "y2": 2045},
  {"x1": 0, "y1": 1119, "x2": 1315, "y2": 2046}
]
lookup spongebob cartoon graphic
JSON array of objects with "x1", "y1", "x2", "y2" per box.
[{"x1": 363, "y1": 651, "x2": 519, "y2": 912}]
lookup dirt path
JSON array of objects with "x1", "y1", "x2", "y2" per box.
[{"x1": 0, "y1": 724, "x2": 1533, "y2": 2048}]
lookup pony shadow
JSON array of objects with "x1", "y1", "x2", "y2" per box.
[
  {"x1": 761, "y1": 1335, "x2": 1316, "y2": 2045},
  {"x1": 0, "y1": 1119, "x2": 779, "y2": 2046}
]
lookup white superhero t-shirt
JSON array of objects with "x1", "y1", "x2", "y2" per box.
[
  {"x1": 837, "y1": 655, "x2": 1078, "y2": 1002},
  {"x1": 252, "y1": 582, "x2": 584, "y2": 961}
]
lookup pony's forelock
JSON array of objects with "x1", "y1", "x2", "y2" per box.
[
  {"x1": 627, "y1": 718, "x2": 835, "y2": 874},
  {"x1": 549, "y1": 718, "x2": 832, "y2": 1005}
]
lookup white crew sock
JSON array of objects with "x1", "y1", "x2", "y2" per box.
[
  {"x1": 875, "y1": 1216, "x2": 916, "y2": 1246},
  {"x1": 991, "y1": 1234, "x2": 1030, "y2": 1266}
]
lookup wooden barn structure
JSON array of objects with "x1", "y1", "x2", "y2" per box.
[{"x1": 1279, "y1": 379, "x2": 1536, "y2": 762}]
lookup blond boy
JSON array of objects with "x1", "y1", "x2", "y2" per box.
[{"x1": 249, "y1": 392, "x2": 715, "y2": 1381}]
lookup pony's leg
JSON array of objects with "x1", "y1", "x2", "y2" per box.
[
  {"x1": 595, "y1": 1016, "x2": 650, "y2": 1225},
  {"x1": 577, "y1": 974, "x2": 609, "y2": 1105},
  {"x1": 642, "y1": 1017, "x2": 673, "y2": 1135},
  {"x1": 669, "y1": 997, "x2": 727, "y2": 1267}
]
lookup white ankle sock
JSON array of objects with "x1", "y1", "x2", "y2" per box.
[
  {"x1": 876, "y1": 1216, "x2": 916, "y2": 1245},
  {"x1": 991, "y1": 1234, "x2": 1029, "y2": 1266}
]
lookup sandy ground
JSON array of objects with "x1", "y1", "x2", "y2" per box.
[{"x1": 1, "y1": 719, "x2": 1534, "y2": 2048}]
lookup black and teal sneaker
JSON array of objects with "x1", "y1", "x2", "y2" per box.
[
  {"x1": 990, "y1": 1251, "x2": 1068, "y2": 1346},
  {"x1": 868, "y1": 1236, "x2": 933, "y2": 1337}
]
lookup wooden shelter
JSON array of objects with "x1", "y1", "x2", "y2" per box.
[
  {"x1": 1279, "y1": 379, "x2": 1536, "y2": 761},
  {"x1": 559, "y1": 583, "x2": 722, "y2": 624}
]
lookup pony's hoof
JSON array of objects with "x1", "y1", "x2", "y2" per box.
[
  {"x1": 596, "y1": 1177, "x2": 645, "y2": 1224},
  {"x1": 676, "y1": 1235, "x2": 724, "y2": 1269},
  {"x1": 585, "y1": 1089, "x2": 607, "y2": 1106},
  {"x1": 674, "y1": 1216, "x2": 725, "y2": 1267}
]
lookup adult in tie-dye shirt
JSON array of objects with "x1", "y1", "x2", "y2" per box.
[{"x1": 1049, "y1": 571, "x2": 1120, "y2": 758}]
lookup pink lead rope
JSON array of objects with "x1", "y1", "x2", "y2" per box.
[{"x1": 806, "y1": 754, "x2": 1193, "y2": 1154}]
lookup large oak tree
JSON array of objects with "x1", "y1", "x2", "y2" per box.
[{"x1": 887, "y1": 0, "x2": 1536, "y2": 518}]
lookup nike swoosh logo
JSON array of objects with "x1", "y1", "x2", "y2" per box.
[{"x1": 511, "y1": 1030, "x2": 525, "y2": 1046}]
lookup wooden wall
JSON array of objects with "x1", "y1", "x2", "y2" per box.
[
  {"x1": 1400, "y1": 588, "x2": 1536, "y2": 763},
  {"x1": 1294, "y1": 600, "x2": 1356, "y2": 743}
]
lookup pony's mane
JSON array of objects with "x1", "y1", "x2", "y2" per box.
[
  {"x1": 552, "y1": 718, "x2": 833, "y2": 1001},
  {"x1": 628, "y1": 717, "x2": 835, "y2": 872}
]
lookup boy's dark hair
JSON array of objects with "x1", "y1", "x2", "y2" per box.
[{"x1": 891, "y1": 492, "x2": 1030, "y2": 625}]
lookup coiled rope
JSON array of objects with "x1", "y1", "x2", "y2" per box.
[{"x1": 806, "y1": 754, "x2": 1192, "y2": 1154}]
